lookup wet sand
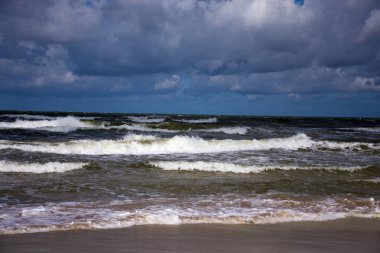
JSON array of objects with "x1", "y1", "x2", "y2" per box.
[{"x1": 1, "y1": 218, "x2": 379, "y2": 253}]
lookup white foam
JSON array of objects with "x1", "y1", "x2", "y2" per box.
[
  {"x1": 128, "y1": 116, "x2": 166, "y2": 123},
  {"x1": 109, "y1": 124, "x2": 177, "y2": 133},
  {"x1": 0, "y1": 116, "x2": 93, "y2": 132},
  {"x1": 21, "y1": 207, "x2": 47, "y2": 217},
  {"x1": 0, "y1": 133, "x2": 376, "y2": 155},
  {"x1": 174, "y1": 117, "x2": 218, "y2": 123},
  {"x1": 114, "y1": 125, "x2": 248, "y2": 135},
  {"x1": 200, "y1": 127, "x2": 249, "y2": 135},
  {"x1": 1, "y1": 195, "x2": 378, "y2": 234},
  {"x1": 149, "y1": 161, "x2": 366, "y2": 174},
  {"x1": 351, "y1": 127, "x2": 380, "y2": 133},
  {"x1": 354, "y1": 178, "x2": 380, "y2": 183},
  {"x1": 123, "y1": 134, "x2": 158, "y2": 142},
  {"x1": 0, "y1": 160, "x2": 88, "y2": 173}
]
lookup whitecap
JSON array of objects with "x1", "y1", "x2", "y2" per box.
[
  {"x1": 174, "y1": 117, "x2": 218, "y2": 123},
  {"x1": 128, "y1": 116, "x2": 166, "y2": 123},
  {"x1": 149, "y1": 161, "x2": 367, "y2": 174},
  {"x1": 0, "y1": 160, "x2": 88, "y2": 173},
  {"x1": 0, "y1": 133, "x2": 376, "y2": 155},
  {"x1": 0, "y1": 116, "x2": 100, "y2": 132},
  {"x1": 200, "y1": 126, "x2": 249, "y2": 135}
]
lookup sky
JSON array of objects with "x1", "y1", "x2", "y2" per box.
[{"x1": 0, "y1": 0, "x2": 379, "y2": 117}]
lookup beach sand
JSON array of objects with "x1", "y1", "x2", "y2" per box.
[{"x1": 1, "y1": 218, "x2": 379, "y2": 253}]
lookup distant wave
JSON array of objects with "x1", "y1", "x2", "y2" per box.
[
  {"x1": 0, "y1": 116, "x2": 94, "y2": 133},
  {"x1": 0, "y1": 133, "x2": 377, "y2": 156},
  {"x1": 174, "y1": 117, "x2": 218, "y2": 123},
  {"x1": 128, "y1": 116, "x2": 166, "y2": 123},
  {"x1": 113, "y1": 125, "x2": 248, "y2": 135},
  {"x1": 350, "y1": 127, "x2": 380, "y2": 133},
  {"x1": 110, "y1": 124, "x2": 177, "y2": 133},
  {"x1": 149, "y1": 161, "x2": 367, "y2": 174},
  {"x1": 200, "y1": 127, "x2": 249, "y2": 135},
  {"x1": 0, "y1": 160, "x2": 88, "y2": 173},
  {"x1": 0, "y1": 115, "x2": 248, "y2": 135},
  {"x1": 1, "y1": 114, "x2": 57, "y2": 120}
]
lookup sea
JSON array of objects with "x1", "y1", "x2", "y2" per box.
[{"x1": 0, "y1": 111, "x2": 379, "y2": 234}]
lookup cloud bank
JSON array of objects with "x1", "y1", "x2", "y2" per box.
[{"x1": 0, "y1": 0, "x2": 379, "y2": 114}]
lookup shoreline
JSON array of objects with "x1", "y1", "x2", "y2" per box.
[{"x1": 1, "y1": 218, "x2": 379, "y2": 253}]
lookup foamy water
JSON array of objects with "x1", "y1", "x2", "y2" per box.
[
  {"x1": 0, "y1": 112, "x2": 379, "y2": 235},
  {"x1": 149, "y1": 161, "x2": 367, "y2": 173},
  {"x1": 1, "y1": 194, "x2": 378, "y2": 234},
  {"x1": 174, "y1": 117, "x2": 218, "y2": 123},
  {"x1": 0, "y1": 116, "x2": 93, "y2": 132},
  {"x1": 0, "y1": 133, "x2": 376, "y2": 155},
  {"x1": 0, "y1": 161, "x2": 88, "y2": 173},
  {"x1": 128, "y1": 116, "x2": 166, "y2": 123}
]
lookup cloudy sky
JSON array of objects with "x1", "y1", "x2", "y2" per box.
[{"x1": 0, "y1": 0, "x2": 379, "y2": 116}]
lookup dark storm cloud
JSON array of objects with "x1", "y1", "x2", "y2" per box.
[{"x1": 0, "y1": 0, "x2": 379, "y2": 96}]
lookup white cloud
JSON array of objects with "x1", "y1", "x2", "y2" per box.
[
  {"x1": 350, "y1": 76, "x2": 380, "y2": 91},
  {"x1": 359, "y1": 9, "x2": 380, "y2": 41},
  {"x1": 154, "y1": 75, "x2": 181, "y2": 90}
]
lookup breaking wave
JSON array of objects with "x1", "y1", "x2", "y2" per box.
[
  {"x1": 0, "y1": 160, "x2": 88, "y2": 173},
  {"x1": 1, "y1": 195, "x2": 378, "y2": 234},
  {"x1": 128, "y1": 116, "x2": 166, "y2": 123},
  {"x1": 0, "y1": 116, "x2": 93, "y2": 133},
  {"x1": 0, "y1": 133, "x2": 377, "y2": 155},
  {"x1": 200, "y1": 127, "x2": 249, "y2": 135},
  {"x1": 174, "y1": 117, "x2": 218, "y2": 123},
  {"x1": 149, "y1": 161, "x2": 367, "y2": 174},
  {"x1": 110, "y1": 124, "x2": 177, "y2": 133},
  {"x1": 0, "y1": 116, "x2": 246, "y2": 135},
  {"x1": 350, "y1": 127, "x2": 380, "y2": 133}
]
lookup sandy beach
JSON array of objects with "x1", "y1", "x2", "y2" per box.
[{"x1": 1, "y1": 218, "x2": 379, "y2": 253}]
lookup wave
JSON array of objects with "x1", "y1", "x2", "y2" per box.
[
  {"x1": 0, "y1": 114, "x2": 244, "y2": 135},
  {"x1": 0, "y1": 160, "x2": 88, "y2": 173},
  {"x1": 0, "y1": 116, "x2": 245, "y2": 135},
  {"x1": 1, "y1": 195, "x2": 378, "y2": 234},
  {"x1": 113, "y1": 125, "x2": 248, "y2": 135},
  {"x1": 353, "y1": 178, "x2": 380, "y2": 183},
  {"x1": 0, "y1": 133, "x2": 377, "y2": 155},
  {"x1": 1, "y1": 114, "x2": 57, "y2": 120},
  {"x1": 128, "y1": 116, "x2": 166, "y2": 123},
  {"x1": 0, "y1": 116, "x2": 93, "y2": 133},
  {"x1": 149, "y1": 161, "x2": 367, "y2": 174},
  {"x1": 2, "y1": 114, "x2": 95, "y2": 120},
  {"x1": 200, "y1": 127, "x2": 249, "y2": 135},
  {"x1": 174, "y1": 117, "x2": 218, "y2": 123},
  {"x1": 351, "y1": 127, "x2": 380, "y2": 133},
  {"x1": 109, "y1": 124, "x2": 177, "y2": 133}
]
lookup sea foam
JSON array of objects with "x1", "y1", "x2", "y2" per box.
[
  {"x1": 1, "y1": 195, "x2": 378, "y2": 235},
  {"x1": 0, "y1": 133, "x2": 376, "y2": 155},
  {"x1": 149, "y1": 161, "x2": 367, "y2": 174},
  {"x1": 0, "y1": 160, "x2": 88, "y2": 173},
  {"x1": 200, "y1": 127, "x2": 249, "y2": 135},
  {"x1": 128, "y1": 116, "x2": 166, "y2": 123},
  {"x1": 0, "y1": 116, "x2": 92, "y2": 132},
  {"x1": 174, "y1": 117, "x2": 218, "y2": 123}
]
